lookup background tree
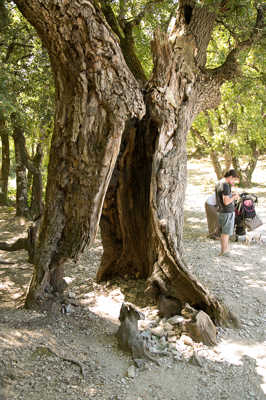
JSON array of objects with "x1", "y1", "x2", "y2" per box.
[
  {"x1": 188, "y1": 25, "x2": 266, "y2": 186},
  {"x1": 0, "y1": 1, "x2": 54, "y2": 213},
  {"x1": 12, "y1": 0, "x2": 264, "y2": 325},
  {"x1": 0, "y1": 116, "x2": 10, "y2": 204},
  {"x1": 0, "y1": 0, "x2": 11, "y2": 204}
]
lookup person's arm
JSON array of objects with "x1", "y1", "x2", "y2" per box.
[
  {"x1": 222, "y1": 193, "x2": 238, "y2": 205},
  {"x1": 222, "y1": 183, "x2": 239, "y2": 205}
]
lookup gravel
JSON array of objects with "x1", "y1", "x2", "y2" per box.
[{"x1": 0, "y1": 159, "x2": 265, "y2": 400}]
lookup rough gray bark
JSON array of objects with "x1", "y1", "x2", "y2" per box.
[
  {"x1": 13, "y1": 0, "x2": 263, "y2": 325},
  {"x1": 14, "y1": 0, "x2": 145, "y2": 308},
  {"x1": 0, "y1": 118, "x2": 10, "y2": 205},
  {"x1": 98, "y1": 1, "x2": 240, "y2": 325}
]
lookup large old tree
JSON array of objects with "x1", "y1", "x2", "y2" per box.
[{"x1": 13, "y1": 0, "x2": 264, "y2": 322}]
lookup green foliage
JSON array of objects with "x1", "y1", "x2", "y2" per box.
[
  {"x1": 189, "y1": 69, "x2": 265, "y2": 163},
  {"x1": 108, "y1": 0, "x2": 178, "y2": 76},
  {"x1": 0, "y1": 2, "x2": 55, "y2": 195},
  {"x1": 0, "y1": 4, "x2": 54, "y2": 127},
  {"x1": 0, "y1": 0, "x2": 9, "y2": 31},
  {"x1": 189, "y1": 0, "x2": 265, "y2": 173}
]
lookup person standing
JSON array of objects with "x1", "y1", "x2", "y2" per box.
[
  {"x1": 215, "y1": 170, "x2": 239, "y2": 256},
  {"x1": 205, "y1": 192, "x2": 220, "y2": 239}
]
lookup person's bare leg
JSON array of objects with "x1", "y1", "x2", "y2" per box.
[{"x1": 220, "y1": 233, "x2": 229, "y2": 255}]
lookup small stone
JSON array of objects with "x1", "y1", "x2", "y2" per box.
[
  {"x1": 167, "y1": 316, "x2": 184, "y2": 325},
  {"x1": 246, "y1": 321, "x2": 254, "y2": 327},
  {"x1": 169, "y1": 342, "x2": 177, "y2": 351},
  {"x1": 181, "y1": 335, "x2": 194, "y2": 346},
  {"x1": 127, "y1": 366, "x2": 136, "y2": 378},
  {"x1": 150, "y1": 326, "x2": 164, "y2": 337},
  {"x1": 172, "y1": 350, "x2": 183, "y2": 361},
  {"x1": 168, "y1": 335, "x2": 177, "y2": 343},
  {"x1": 162, "y1": 322, "x2": 173, "y2": 331},
  {"x1": 68, "y1": 292, "x2": 75, "y2": 299},
  {"x1": 167, "y1": 330, "x2": 176, "y2": 337},
  {"x1": 139, "y1": 320, "x2": 154, "y2": 330},
  {"x1": 188, "y1": 351, "x2": 203, "y2": 367}
]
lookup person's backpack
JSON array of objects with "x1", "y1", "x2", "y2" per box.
[
  {"x1": 236, "y1": 193, "x2": 262, "y2": 231},
  {"x1": 242, "y1": 198, "x2": 256, "y2": 219},
  {"x1": 238, "y1": 193, "x2": 257, "y2": 219}
]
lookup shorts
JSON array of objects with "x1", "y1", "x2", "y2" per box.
[{"x1": 218, "y1": 212, "x2": 235, "y2": 235}]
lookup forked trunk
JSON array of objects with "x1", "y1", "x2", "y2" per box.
[
  {"x1": 98, "y1": 5, "x2": 237, "y2": 326},
  {"x1": 0, "y1": 118, "x2": 10, "y2": 205},
  {"x1": 15, "y1": 0, "x2": 240, "y2": 325}
]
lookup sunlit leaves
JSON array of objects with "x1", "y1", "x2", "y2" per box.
[{"x1": 0, "y1": 3, "x2": 54, "y2": 134}]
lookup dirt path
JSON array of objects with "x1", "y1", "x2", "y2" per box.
[{"x1": 0, "y1": 159, "x2": 265, "y2": 400}]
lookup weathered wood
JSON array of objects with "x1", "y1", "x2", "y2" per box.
[
  {"x1": 14, "y1": 0, "x2": 145, "y2": 307},
  {"x1": 98, "y1": 1, "x2": 240, "y2": 326},
  {"x1": 13, "y1": 0, "x2": 262, "y2": 325}
]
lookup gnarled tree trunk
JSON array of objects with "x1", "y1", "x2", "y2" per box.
[
  {"x1": 14, "y1": 0, "x2": 145, "y2": 308},
  {"x1": 0, "y1": 118, "x2": 10, "y2": 205},
  {"x1": 13, "y1": 0, "x2": 261, "y2": 325},
  {"x1": 97, "y1": 2, "x2": 238, "y2": 325}
]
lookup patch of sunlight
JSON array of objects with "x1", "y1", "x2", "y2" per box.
[
  {"x1": 232, "y1": 265, "x2": 253, "y2": 272},
  {"x1": 94, "y1": 246, "x2": 103, "y2": 252},
  {"x1": 89, "y1": 291, "x2": 125, "y2": 322},
  {"x1": 0, "y1": 329, "x2": 43, "y2": 347},
  {"x1": 216, "y1": 340, "x2": 266, "y2": 394},
  {"x1": 0, "y1": 278, "x2": 16, "y2": 287},
  {"x1": 12, "y1": 292, "x2": 23, "y2": 299},
  {"x1": 63, "y1": 276, "x2": 74, "y2": 285},
  {"x1": 186, "y1": 217, "x2": 203, "y2": 223},
  {"x1": 244, "y1": 279, "x2": 266, "y2": 290}
]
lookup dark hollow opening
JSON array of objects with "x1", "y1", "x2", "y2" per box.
[{"x1": 184, "y1": 5, "x2": 193, "y2": 25}]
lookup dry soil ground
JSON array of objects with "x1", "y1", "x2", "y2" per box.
[{"x1": 0, "y1": 158, "x2": 265, "y2": 400}]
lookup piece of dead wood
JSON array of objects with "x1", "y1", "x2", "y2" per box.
[{"x1": 33, "y1": 346, "x2": 85, "y2": 378}]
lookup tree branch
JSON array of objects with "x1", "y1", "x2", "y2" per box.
[
  {"x1": 99, "y1": 0, "x2": 147, "y2": 83},
  {"x1": 118, "y1": 0, "x2": 128, "y2": 22},
  {"x1": 204, "y1": 110, "x2": 216, "y2": 138},
  {"x1": 190, "y1": 126, "x2": 210, "y2": 146},
  {"x1": 208, "y1": 4, "x2": 265, "y2": 83},
  {"x1": 99, "y1": 0, "x2": 124, "y2": 39}
]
